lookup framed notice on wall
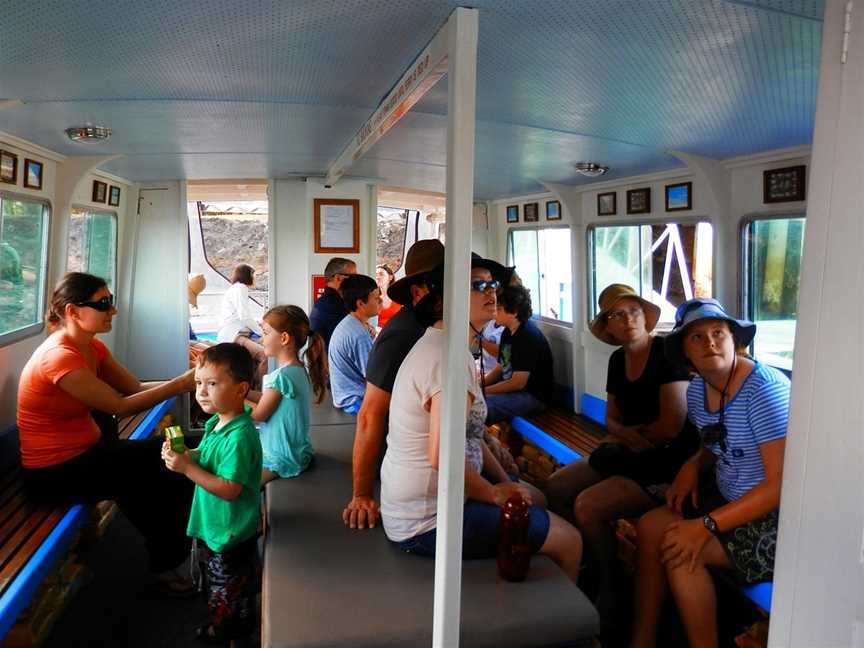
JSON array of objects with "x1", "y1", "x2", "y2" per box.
[{"x1": 314, "y1": 198, "x2": 360, "y2": 253}]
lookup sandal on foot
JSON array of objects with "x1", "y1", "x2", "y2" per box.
[
  {"x1": 153, "y1": 569, "x2": 197, "y2": 599},
  {"x1": 195, "y1": 624, "x2": 229, "y2": 645}
]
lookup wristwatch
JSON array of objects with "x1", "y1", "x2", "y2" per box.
[{"x1": 702, "y1": 514, "x2": 719, "y2": 535}]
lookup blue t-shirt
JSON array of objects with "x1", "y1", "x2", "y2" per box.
[
  {"x1": 328, "y1": 314, "x2": 374, "y2": 411},
  {"x1": 687, "y1": 362, "x2": 790, "y2": 501},
  {"x1": 260, "y1": 365, "x2": 314, "y2": 478}
]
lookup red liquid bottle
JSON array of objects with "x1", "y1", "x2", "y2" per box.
[{"x1": 497, "y1": 494, "x2": 531, "y2": 582}]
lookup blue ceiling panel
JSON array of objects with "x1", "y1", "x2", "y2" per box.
[{"x1": 0, "y1": 0, "x2": 823, "y2": 198}]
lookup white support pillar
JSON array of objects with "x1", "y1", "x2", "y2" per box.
[
  {"x1": 432, "y1": 7, "x2": 478, "y2": 648},
  {"x1": 769, "y1": 1, "x2": 864, "y2": 646}
]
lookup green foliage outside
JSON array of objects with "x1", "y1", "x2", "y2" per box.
[{"x1": 0, "y1": 198, "x2": 47, "y2": 336}]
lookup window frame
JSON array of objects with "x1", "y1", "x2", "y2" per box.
[
  {"x1": 506, "y1": 224, "x2": 574, "y2": 327},
  {"x1": 0, "y1": 190, "x2": 52, "y2": 348},
  {"x1": 68, "y1": 205, "x2": 119, "y2": 290},
  {"x1": 739, "y1": 211, "x2": 806, "y2": 371},
  {"x1": 585, "y1": 216, "x2": 717, "y2": 327}
]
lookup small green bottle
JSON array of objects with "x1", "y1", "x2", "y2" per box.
[{"x1": 164, "y1": 425, "x2": 186, "y2": 454}]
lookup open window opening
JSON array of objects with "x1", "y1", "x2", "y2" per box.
[
  {"x1": 507, "y1": 227, "x2": 573, "y2": 324},
  {"x1": 186, "y1": 183, "x2": 269, "y2": 339},
  {"x1": 742, "y1": 215, "x2": 805, "y2": 371},
  {"x1": 68, "y1": 207, "x2": 117, "y2": 290},
  {"x1": 376, "y1": 187, "x2": 446, "y2": 275},
  {"x1": 588, "y1": 221, "x2": 714, "y2": 329}
]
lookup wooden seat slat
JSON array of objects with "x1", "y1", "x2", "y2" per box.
[
  {"x1": 521, "y1": 409, "x2": 605, "y2": 460},
  {"x1": 0, "y1": 507, "x2": 53, "y2": 576},
  {"x1": 0, "y1": 493, "x2": 31, "y2": 542},
  {"x1": 0, "y1": 510, "x2": 64, "y2": 598}
]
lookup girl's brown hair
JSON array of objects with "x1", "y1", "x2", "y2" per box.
[
  {"x1": 263, "y1": 305, "x2": 328, "y2": 403},
  {"x1": 231, "y1": 264, "x2": 255, "y2": 286},
  {"x1": 46, "y1": 272, "x2": 108, "y2": 331}
]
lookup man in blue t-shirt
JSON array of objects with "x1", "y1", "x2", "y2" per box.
[
  {"x1": 328, "y1": 274, "x2": 381, "y2": 414},
  {"x1": 483, "y1": 284, "x2": 554, "y2": 424}
]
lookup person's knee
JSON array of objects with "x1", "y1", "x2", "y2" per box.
[
  {"x1": 636, "y1": 508, "x2": 673, "y2": 544},
  {"x1": 573, "y1": 490, "x2": 607, "y2": 527}
]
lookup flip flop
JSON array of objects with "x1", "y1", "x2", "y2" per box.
[
  {"x1": 154, "y1": 569, "x2": 198, "y2": 599},
  {"x1": 195, "y1": 624, "x2": 229, "y2": 645}
]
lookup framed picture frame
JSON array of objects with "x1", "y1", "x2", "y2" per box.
[
  {"x1": 597, "y1": 192, "x2": 616, "y2": 216},
  {"x1": 524, "y1": 202, "x2": 539, "y2": 223},
  {"x1": 545, "y1": 200, "x2": 561, "y2": 221},
  {"x1": 763, "y1": 165, "x2": 806, "y2": 203},
  {"x1": 626, "y1": 187, "x2": 651, "y2": 214},
  {"x1": 506, "y1": 204, "x2": 519, "y2": 223},
  {"x1": 92, "y1": 180, "x2": 107, "y2": 203},
  {"x1": 108, "y1": 185, "x2": 121, "y2": 207},
  {"x1": 0, "y1": 150, "x2": 17, "y2": 185},
  {"x1": 314, "y1": 198, "x2": 360, "y2": 253},
  {"x1": 665, "y1": 181, "x2": 692, "y2": 212},
  {"x1": 23, "y1": 159, "x2": 43, "y2": 190}
]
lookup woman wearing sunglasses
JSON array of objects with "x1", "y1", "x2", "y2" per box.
[
  {"x1": 380, "y1": 257, "x2": 583, "y2": 582},
  {"x1": 16, "y1": 272, "x2": 198, "y2": 596},
  {"x1": 630, "y1": 298, "x2": 790, "y2": 648}
]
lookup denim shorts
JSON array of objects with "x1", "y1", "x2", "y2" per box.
[{"x1": 396, "y1": 498, "x2": 550, "y2": 559}]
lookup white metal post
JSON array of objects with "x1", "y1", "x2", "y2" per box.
[{"x1": 432, "y1": 7, "x2": 478, "y2": 648}]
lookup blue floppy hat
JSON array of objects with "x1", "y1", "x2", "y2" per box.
[{"x1": 664, "y1": 298, "x2": 756, "y2": 365}]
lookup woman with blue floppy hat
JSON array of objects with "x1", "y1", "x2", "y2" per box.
[{"x1": 630, "y1": 298, "x2": 790, "y2": 648}]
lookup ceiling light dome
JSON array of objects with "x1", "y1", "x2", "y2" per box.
[
  {"x1": 65, "y1": 126, "x2": 112, "y2": 143},
  {"x1": 574, "y1": 162, "x2": 609, "y2": 178}
]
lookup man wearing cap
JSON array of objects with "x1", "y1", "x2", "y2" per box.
[
  {"x1": 342, "y1": 240, "x2": 444, "y2": 529},
  {"x1": 310, "y1": 257, "x2": 357, "y2": 348}
]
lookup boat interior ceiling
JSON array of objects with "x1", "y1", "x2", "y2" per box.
[{"x1": 0, "y1": 0, "x2": 823, "y2": 198}]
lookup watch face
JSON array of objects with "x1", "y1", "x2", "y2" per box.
[{"x1": 703, "y1": 515, "x2": 718, "y2": 533}]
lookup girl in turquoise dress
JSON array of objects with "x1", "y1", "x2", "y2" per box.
[{"x1": 250, "y1": 305, "x2": 328, "y2": 484}]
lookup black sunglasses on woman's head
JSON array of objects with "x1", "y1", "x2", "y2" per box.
[{"x1": 75, "y1": 295, "x2": 115, "y2": 311}]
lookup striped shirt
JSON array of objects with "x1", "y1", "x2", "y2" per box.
[{"x1": 687, "y1": 362, "x2": 790, "y2": 502}]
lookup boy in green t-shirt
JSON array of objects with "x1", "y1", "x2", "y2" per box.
[{"x1": 162, "y1": 343, "x2": 262, "y2": 644}]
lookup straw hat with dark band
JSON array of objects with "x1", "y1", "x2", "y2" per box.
[{"x1": 589, "y1": 283, "x2": 661, "y2": 345}]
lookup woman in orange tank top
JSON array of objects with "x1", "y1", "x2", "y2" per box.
[{"x1": 17, "y1": 272, "x2": 197, "y2": 596}]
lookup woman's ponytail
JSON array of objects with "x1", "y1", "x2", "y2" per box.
[{"x1": 304, "y1": 331, "x2": 329, "y2": 404}]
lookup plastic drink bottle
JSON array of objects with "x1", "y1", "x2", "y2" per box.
[
  {"x1": 497, "y1": 494, "x2": 531, "y2": 582},
  {"x1": 163, "y1": 425, "x2": 186, "y2": 454}
]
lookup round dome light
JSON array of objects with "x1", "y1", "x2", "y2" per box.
[
  {"x1": 65, "y1": 126, "x2": 112, "y2": 143},
  {"x1": 574, "y1": 162, "x2": 609, "y2": 177}
]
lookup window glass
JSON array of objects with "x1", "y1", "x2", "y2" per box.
[
  {"x1": 0, "y1": 195, "x2": 49, "y2": 342},
  {"x1": 589, "y1": 221, "x2": 714, "y2": 328},
  {"x1": 507, "y1": 227, "x2": 573, "y2": 323},
  {"x1": 744, "y1": 217, "x2": 805, "y2": 370},
  {"x1": 377, "y1": 206, "x2": 411, "y2": 273},
  {"x1": 68, "y1": 208, "x2": 117, "y2": 289}
]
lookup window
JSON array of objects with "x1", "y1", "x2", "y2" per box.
[
  {"x1": 507, "y1": 227, "x2": 573, "y2": 323},
  {"x1": 742, "y1": 216, "x2": 805, "y2": 370},
  {"x1": 588, "y1": 221, "x2": 714, "y2": 328},
  {"x1": 67, "y1": 208, "x2": 117, "y2": 289},
  {"x1": 377, "y1": 206, "x2": 412, "y2": 273},
  {"x1": 0, "y1": 194, "x2": 50, "y2": 344}
]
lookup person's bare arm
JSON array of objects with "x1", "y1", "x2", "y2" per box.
[
  {"x1": 639, "y1": 381, "x2": 689, "y2": 445},
  {"x1": 483, "y1": 370, "x2": 529, "y2": 395},
  {"x1": 342, "y1": 383, "x2": 391, "y2": 529},
  {"x1": 58, "y1": 368, "x2": 194, "y2": 418},
  {"x1": 250, "y1": 388, "x2": 282, "y2": 422},
  {"x1": 483, "y1": 364, "x2": 503, "y2": 386}
]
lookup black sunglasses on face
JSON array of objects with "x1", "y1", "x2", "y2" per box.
[
  {"x1": 75, "y1": 295, "x2": 115, "y2": 312},
  {"x1": 471, "y1": 280, "x2": 501, "y2": 293}
]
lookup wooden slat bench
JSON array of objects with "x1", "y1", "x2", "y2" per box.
[{"x1": 0, "y1": 397, "x2": 176, "y2": 642}]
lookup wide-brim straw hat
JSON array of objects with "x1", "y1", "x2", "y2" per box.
[
  {"x1": 188, "y1": 273, "x2": 206, "y2": 308},
  {"x1": 388, "y1": 240, "x2": 446, "y2": 306},
  {"x1": 664, "y1": 298, "x2": 756, "y2": 366},
  {"x1": 589, "y1": 284, "x2": 661, "y2": 345}
]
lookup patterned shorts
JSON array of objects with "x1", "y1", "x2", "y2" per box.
[{"x1": 682, "y1": 477, "x2": 778, "y2": 585}]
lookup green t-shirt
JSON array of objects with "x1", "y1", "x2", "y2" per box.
[{"x1": 187, "y1": 411, "x2": 262, "y2": 552}]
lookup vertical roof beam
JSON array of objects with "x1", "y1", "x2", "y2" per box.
[{"x1": 433, "y1": 8, "x2": 478, "y2": 648}]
